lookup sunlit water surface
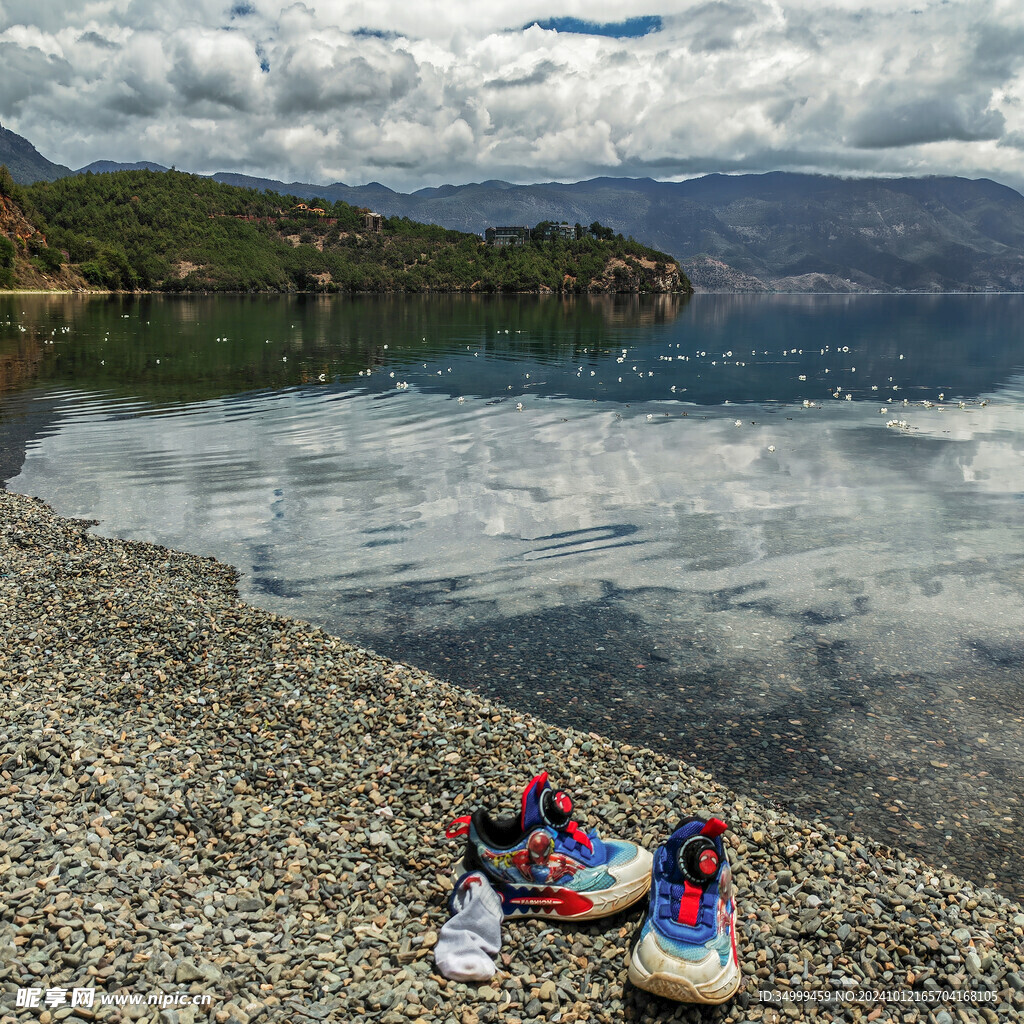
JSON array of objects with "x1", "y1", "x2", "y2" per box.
[{"x1": 2, "y1": 293, "x2": 1022, "y2": 893}]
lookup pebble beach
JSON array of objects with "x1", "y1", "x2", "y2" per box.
[{"x1": 2, "y1": 488, "x2": 1023, "y2": 1024}]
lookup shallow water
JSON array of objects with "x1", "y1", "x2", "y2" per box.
[{"x1": 2, "y1": 293, "x2": 1023, "y2": 893}]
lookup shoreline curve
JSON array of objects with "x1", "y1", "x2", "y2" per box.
[{"x1": 1, "y1": 488, "x2": 1022, "y2": 1022}]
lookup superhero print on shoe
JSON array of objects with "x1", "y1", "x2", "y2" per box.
[{"x1": 445, "y1": 772, "x2": 653, "y2": 920}]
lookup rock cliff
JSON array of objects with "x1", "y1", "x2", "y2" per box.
[
  {"x1": 589, "y1": 255, "x2": 690, "y2": 293},
  {"x1": 0, "y1": 191, "x2": 88, "y2": 290}
]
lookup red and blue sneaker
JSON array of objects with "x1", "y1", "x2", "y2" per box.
[
  {"x1": 627, "y1": 816, "x2": 742, "y2": 1003},
  {"x1": 445, "y1": 772, "x2": 652, "y2": 920}
]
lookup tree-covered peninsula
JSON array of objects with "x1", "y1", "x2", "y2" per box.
[{"x1": 0, "y1": 166, "x2": 690, "y2": 294}]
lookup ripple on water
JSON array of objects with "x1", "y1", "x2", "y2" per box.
[{"x1": 4, "y1": 294, "x2": 1024, "y2": 896}]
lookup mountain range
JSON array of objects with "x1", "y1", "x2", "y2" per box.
[
  {"x1": 6, "y1": 121, "x2": 1024, "y2": 292},
  {"x1": 0, "y1": 123, "x2": 71, "y2": 183}
]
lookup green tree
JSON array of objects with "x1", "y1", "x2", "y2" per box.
[
  {"x1": 80, "y1": 243, "x2": 139, "y2": 290},
  {"x1": 13, "y1": 167, "x2": 689, "y2": 294},
  {"x1": 0, "y1": 164, "x2": 16, "y2": 199},
  {"x1": 0, "y1": 235, "x2": 15, "y2": 287},
  {"x1": 34, "y1": 245, "x2": 64, "y2": 274}
]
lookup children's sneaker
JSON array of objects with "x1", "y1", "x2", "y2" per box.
[
  {"x1": 627, "y1": 816, "x2": 741, "y2": 1003},
  {"x1": 445, "y1": 772, "x2": 652, "y2": 920}
]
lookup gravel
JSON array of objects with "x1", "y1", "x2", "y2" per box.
[{"x1": 1, "y1": 489, "x2": 1022, "y2": 1023}]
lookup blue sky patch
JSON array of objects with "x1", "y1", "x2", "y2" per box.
[
  {"x1": 230, "y1": 2, "x2": 256, "y2": 17},
  {"x1": 525, "y1": 16, "x2": 662, "y2": 38}
]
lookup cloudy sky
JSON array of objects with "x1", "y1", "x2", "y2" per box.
[{"x1": 2, "y1": 1, "x2": 1024, "y2": 191}]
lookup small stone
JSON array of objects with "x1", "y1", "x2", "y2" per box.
[
  {"x1": 964, "y1": 951, "x2": 983, "y2": 977},
  {"x1": 3, "y1": 479, "x2": 1023, "y2": 1024},
  {"x1": 175, "y1": 960, "x2": 223, "y2": 984}
]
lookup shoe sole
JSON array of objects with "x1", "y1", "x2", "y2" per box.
[
  {"x1": 452, "y1": 848, "x2": 653, "y2": 921},
  {"x1": 627, "y1": 937, "x2": 742, "y2": 1004}
]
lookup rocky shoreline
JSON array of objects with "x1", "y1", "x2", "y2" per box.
[{"x1": 1, "y1": 488, "x2": 1022, "y2": 1023}]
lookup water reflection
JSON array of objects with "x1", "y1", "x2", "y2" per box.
[
  {"x1": 0, "y1": 292, "x2": 689, "y2": 406},
  {"x1": 0, "y1": 333, "x2": 43, "y2": 393},
  {"x1": 3, "y1": 292, "x2": 1024, "y2": 410},
  {"x1": 1, "y1": 293, "x2": 1023, "y2": 895}
]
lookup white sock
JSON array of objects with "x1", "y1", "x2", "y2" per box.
[{"x1": 434, "y1": 871, "x2": 503, "y2": 981}]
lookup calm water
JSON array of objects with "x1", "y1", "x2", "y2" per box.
[{"x1": 2, "y1": 293, "x2": 1023, "y2": 893}]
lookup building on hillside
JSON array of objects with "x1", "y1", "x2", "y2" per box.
[
  {"x1": 484, "y1": 225, "x2": 530, "y2": 246},
  {"x1": 537, "y1": 222, "x2": 575, "y2": 241},
  {"x1": 363, "y1": 211, "x2": 384, "y2": 233}
]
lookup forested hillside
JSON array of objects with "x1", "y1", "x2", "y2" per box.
[
  {"x1": 0, "y1": 167, "x2": 87, "y2": 290},
  {"x1": 212, "y1": 170, "x2": 1024, "y2": 292},
  {"x1": 1, "y1": 167, "x2": 689, "y2": 294}
]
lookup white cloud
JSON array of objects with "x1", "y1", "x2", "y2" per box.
[
  {"x1": 270, "y1": 34, "x2": 419, "y2": 114},
  {"x1": 3, "y1": 2, "x2": 1024, "y2": 190},
  {"x1": 166, "y1": 29, "x2": 264, "y2": 112}
]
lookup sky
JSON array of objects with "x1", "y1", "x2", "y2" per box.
[{"x1": 2, "y1": 1, "x2": 1024, "y2": 192}]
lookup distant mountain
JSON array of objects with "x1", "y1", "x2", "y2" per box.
[
  {"x1": 208, "y1": 170, "x2": 1024, "y2": 292},
  {"x1": 76, "y1": 160, "x2": 169, "y2": 175},
  {"x1": 0, "y1": 123, "x2": 71, "y2": 183},
  {"x1": 210, "y1": 172, "x2": 403, "y2": 207},
  {"x1": 6, "y1": 119, "x2": 1024, "y2": 290}
]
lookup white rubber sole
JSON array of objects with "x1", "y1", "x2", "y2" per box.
[
  {"x1": 453, "y1": 844, "x2": 653, "y2": 921},
  {"x1": 627, "y1": 930, "x2": 742, "y2": 1004}
]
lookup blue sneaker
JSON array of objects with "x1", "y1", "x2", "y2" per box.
[
  {"x1": 445, "y1": 772, "x2": 652, "y2": 920},
  {"x1": 627, "y1": 816, "x2": 741, "y2": 1003}
]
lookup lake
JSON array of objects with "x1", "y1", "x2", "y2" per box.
[{"x1": 2, "y1": 291, "x2": 1022, "y2": 895}]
